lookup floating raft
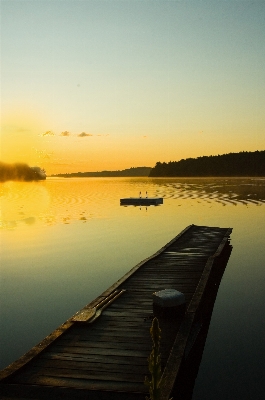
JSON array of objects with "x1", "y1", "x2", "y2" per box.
[
  {"x1": 120, "y1": 197, "x2": 163, "y2": 206},
  {"x1": 0, "y1": 224, "x2": 232, "y2": 400}
]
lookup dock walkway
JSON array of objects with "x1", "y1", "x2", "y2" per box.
[{"x1": 0, "y1": 224, "x2": 232, "y2": 400}]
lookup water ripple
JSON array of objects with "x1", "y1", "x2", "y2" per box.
[{"x1": 0, "y1": 177, "x2": 264, "y2": 228}]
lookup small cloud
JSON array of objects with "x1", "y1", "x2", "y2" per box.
[
  {"x1": 60, "y1": 131, "x2": 70, "y2": 136},
  {"x1": 78, "y1": 132, "x2": 93, "y2": 137},
  {"x1": 42, "y1": 130, "x2": 55, "y2": 136},
  {"x1": 143, "y1": 135, "x2": 147, "y2": 138}
]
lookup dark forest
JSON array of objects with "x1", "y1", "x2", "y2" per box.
[{"x1": 149, "y1": 151, "x2": 265, "y2": 177}]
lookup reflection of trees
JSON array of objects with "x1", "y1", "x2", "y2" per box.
[
  {"x1": 149, "y1": 178, "x2": 265, "y2": 204},
  {"x1": 150, "y1": 151, "x2": 265, "y2": 177}
]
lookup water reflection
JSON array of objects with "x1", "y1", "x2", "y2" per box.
[
  {"x1": 0, "y1": 177, "x2": 264, "y2": 229},
  {"x1": 0, "y1": 177, "x2": 264, "y2": 398},
  {"x1": 150, "y1": 177, "x2": 265, "y2": 205}
]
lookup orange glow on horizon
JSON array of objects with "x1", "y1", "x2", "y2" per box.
[{"x1": 1, "y1": 108, "x2": 264, "y2": 176}]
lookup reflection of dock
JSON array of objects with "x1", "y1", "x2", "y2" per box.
[
  {"x1": 0, "y1": 224, "x2": 232, "y2": 400},
  {"x1": 120, "y1": 197, "x2": 163, "y2": 206}
]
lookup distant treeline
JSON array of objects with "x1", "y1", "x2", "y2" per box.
[
  {"x1": 52, "y1": 167, "x2": 152, "y2": 178},
  {"x1": 149, "y1": 151, "x2": 265, "y2": 177},
  {"x1": 0, "y1": 162, "x2": 40, "y2": 182}
]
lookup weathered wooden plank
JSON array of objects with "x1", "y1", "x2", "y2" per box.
[
  {"x1": 7, "y1": 375, "x2": 147, "y2": 393},
  {"x1": 52, "y1": 340, "x2": 151, "y2": 351},
  {"x1": 14, "y1": 367, "x2": 146, "y2": 384},
  {"x1": 70, "y1": 326, "x2": 150, "y2": 336},
  {"x1": 127, "y1": 277, "x2": 202, "y2": 282},
  {"x1": 121, "y1": 277, "x2": 202, "y2": 283},
  {"x1": 33, "y1": 358, "x2": 149, "y2": 373},
  {"x1": 41, "y1": 352, "x2": 149, "y2": 365},
  {"x1": 39, "y1": 345, "x2": 150, "y2": 358},
  {"x1": 136, "y1": 267, "x2": 205, "y2": 272},
  {"x1": 60, "y1": 331, "x2": 151, "y2": 341},
  {"x1": 67, "y1": 319, "x2": 153, "y2": 329},
  {"x1": 65, "y1": 319, "x2": 150, "y2": 329}
]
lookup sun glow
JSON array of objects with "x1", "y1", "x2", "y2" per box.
[
  {"x1": 1, "y1": 2, "x2": 264, "y2": 175},
  {"x1": 1, "y1": 108, "x2": 46, "y2": 166}
]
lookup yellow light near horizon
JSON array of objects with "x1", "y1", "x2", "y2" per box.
[{"x1": 0, "y1": 108, "x2": 45, "y2": 166}]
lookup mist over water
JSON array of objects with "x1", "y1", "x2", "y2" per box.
[{"x1": 0, "y1": 177, "x2": 264, "y2": 399}]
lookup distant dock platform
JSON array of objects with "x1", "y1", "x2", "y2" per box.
[
  {"x1": 120, "y1": 197, "x2": 163, "y2": 206},
  {"x1": 0, "y1": 224, "x2": 232, "y2": 400}
]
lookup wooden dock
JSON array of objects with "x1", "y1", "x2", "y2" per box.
[{"x1": 0, "y1": 224, "x2": 232, "y2": 400}]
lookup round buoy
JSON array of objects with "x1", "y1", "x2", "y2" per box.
[{"x1": 153, "y1": 289, "x2": 186, "y2": 319}]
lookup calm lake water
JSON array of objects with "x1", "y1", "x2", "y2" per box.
[{"x1": 0, "y1": 177, "x2": 264, "y2": 399}]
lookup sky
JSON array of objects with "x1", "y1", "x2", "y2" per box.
[{"x1": 1, "y1": 0, "x2": 265, "y2": 174}]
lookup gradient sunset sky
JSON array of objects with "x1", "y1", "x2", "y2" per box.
[{"x1": 1, "y1": 0, "x2": 265, "y2": 174}]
